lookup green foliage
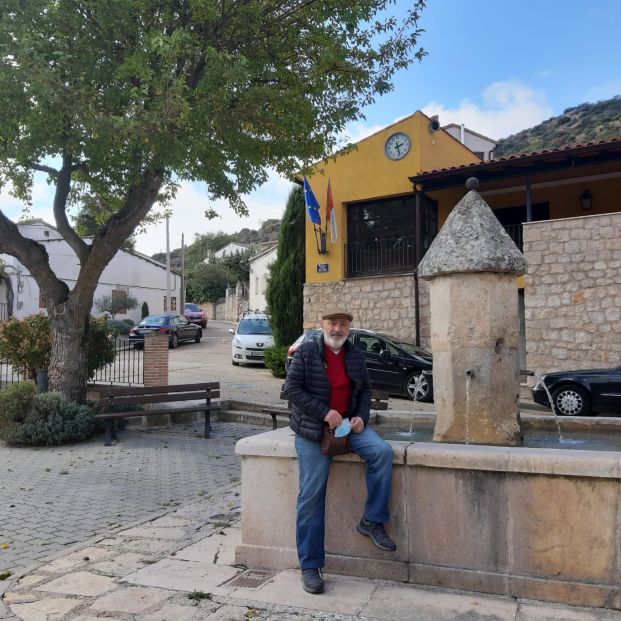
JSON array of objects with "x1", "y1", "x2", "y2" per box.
[
  {"x1": 141, "y1": 301, "x2": 150, "y2": 319},
  {"x1": 0, "y1": 315, "x2": 51, "y2": 378},
  {"x1": 0, "y1": 315, "x2": 115, "y2": 379},
  {"x1": 107, "y1": 319, "x2": 134, "y2": 335},
  {"x1": 0, "y1": 381, "x2": 36, "y2": 430},
  {"x1": 186, "y1": 262, "x2": 236, "y2": 303},
  {"x1": 85, "y1": 317, "x2": 117, "y2": 378},
  {"x1": 0, "y1": 390, "x2": 96, "y2": 446},
  {"x1": 266, "y1": 185, "x2": 306, "y2": 346},
  {"x1": 220, "y1": 249, "x2": 253, "y2": 283},
  {"x1": 94, "y1": 287, "x2": 139, "y2": 319},
  {"x1": 495, "y1": 96, "x2": 621, "y2": 157},
  {"x1": 263, "y1": 345, "x2": 288, "y2": 379}
]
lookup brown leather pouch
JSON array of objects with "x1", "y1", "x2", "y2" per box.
[{"x1": 320, "y1": 427, "x2": 351, "y2": 456}]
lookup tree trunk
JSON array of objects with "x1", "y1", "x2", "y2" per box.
[{"x1": 47, "y1": 297, "x2": 92, "y2": 403}]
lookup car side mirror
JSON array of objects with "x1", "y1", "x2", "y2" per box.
[
  {"x1": 379, "y1": 350, "x2": 391, "y2": 362},
  {"x1": 228, "y1": 328, "x2": 235, "y2": 335}
]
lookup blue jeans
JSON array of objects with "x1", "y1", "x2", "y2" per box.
[{"x1": 294, "y1": 426, "x2": 393, "y2": 569}]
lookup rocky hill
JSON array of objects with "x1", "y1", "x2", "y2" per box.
[{"x1": 495, "y1": 96, "x2": 621, "y2": 158}]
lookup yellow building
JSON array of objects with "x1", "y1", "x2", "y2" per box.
[{"x1": 301, "y1": 111, "x2": 484, "y2": 345}]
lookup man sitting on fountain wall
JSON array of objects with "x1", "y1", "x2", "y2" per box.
[{"x1": 284, "y1": 310, "x2": 396, "y2": 595}]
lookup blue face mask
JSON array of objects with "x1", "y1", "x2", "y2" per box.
[{"x1": 334, "y1": 419, "x2": 351, "y2": 437}]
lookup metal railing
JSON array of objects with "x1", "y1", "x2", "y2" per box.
[
  {"x1": 90, "y1": 337, "x2": 143, "y2": 385},
  {"x1": 0, "y1": 358, "x2": 23, "y2": 388},
  {"x1": 345, "y1": 236, "x2": 417, "y2": 278},
  {"x1": 503, "y1": 223, "x2": 523, "y2": 251}
]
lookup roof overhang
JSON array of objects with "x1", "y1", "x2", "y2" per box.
[{"x1": 409, "y1": 139, "x2": 621, "y2": 191}]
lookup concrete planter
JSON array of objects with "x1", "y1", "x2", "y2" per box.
[{"x1": 235, "y1": 427, "x2": 621, "y2": 610}]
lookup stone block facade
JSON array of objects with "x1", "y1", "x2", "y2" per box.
[
  {"x1": 303, "y1": 274, "x2": 430, "y2": 346},
  {"x1": 523, "y1": 211, "x2": 621, "y2": 374}
]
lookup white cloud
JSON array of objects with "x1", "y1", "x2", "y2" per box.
[{"x1": 422, "y1": 80, "x2": 554, "y2": 140}]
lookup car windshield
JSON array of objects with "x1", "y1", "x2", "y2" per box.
[
  {"x1": 185, "y1": 304, "x2": 200, "y2": 312},
  {"x1": 376, "y1": 333, "x2": 431, "y2": 357},
  {"x1": 237, "y1": 318, "x2": 272, "y2": 335},
  {"x1": 141, "y1": 315, "x2": 168, "y2": 326}
]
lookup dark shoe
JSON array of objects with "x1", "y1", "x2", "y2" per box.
[
  {"x1": 357, "y1": 518, "x2": 397, "y2": 552},
  {"x1": 301, "y1": 568, "x2": 324, "y2": 594}
]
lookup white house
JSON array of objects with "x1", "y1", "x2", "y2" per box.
[
  {"x1": 0, "y1": 220, "x2": 181, "y2": 323},
  {"x1": 442, "y1": 123, "x2": 497, "y2": 161},
  {"x1": 248, "y1": 244, "x2": 278, "y2": 313},
  {"x1": 213, "y1": 242, "x2": 250, "y2": 259}
]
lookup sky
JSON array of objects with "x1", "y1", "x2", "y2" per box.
[{"x1": 2, "y1": 0, "x2": 620, "y2": 256}]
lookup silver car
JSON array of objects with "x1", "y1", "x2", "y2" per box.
[{"x1": 229, "y1": 313, "x2": 275, "y2": 365}]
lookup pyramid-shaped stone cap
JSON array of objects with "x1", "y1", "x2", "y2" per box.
[{"x1": 418, "y1": 188, "x2": 527, "y2": 279}]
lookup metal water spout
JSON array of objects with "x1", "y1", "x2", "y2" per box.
[{"x1": 418, "y1": 178, "x2": 526, "y2": 446}]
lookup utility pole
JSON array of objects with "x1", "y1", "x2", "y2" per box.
[
  {"x1": 180, "y1": 233, "x2": 185, "y2": 311},
  {"x1": 165, "y1": 214, "x2": 171, "y2": 311}
]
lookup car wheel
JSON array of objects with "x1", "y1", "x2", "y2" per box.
[
  {"x1": 552, "y1": 384, "x2": 591, "y2": 416},
  {"x1": 405, "y1": 372, "x2": 432, "y2": 402},
  {"x1": 169, "y1": 333, "x2": 179, "y2": 349},
  {"x1": 194, "y1": 329, "x2": 202, "y2": 343},
  {"x1": 133, "y1": 343, "x2": 144, "y2": 350},
  {"x1": 232, "y1": 359, "x2": 239, "y2": 366}
]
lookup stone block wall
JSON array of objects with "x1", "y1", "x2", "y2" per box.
[
  {"x1": 523, "y1": 211, "x2": 621, "y2": 374},
  {"x1": 303, "y1": 274, "x2": 430, "y2": 347}
]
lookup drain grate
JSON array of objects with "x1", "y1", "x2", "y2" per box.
[{"x1": 224, "y1": 569, "x2": 275, "y2": 589}]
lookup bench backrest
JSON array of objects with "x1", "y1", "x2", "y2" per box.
[
  {"x1": 280, "y1": 385, "x2": 389, "y2": 410},
  {"x1": 92, "y1": 382, "x2": 220, "y2": 409}
]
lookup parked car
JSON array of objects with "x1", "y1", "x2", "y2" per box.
[
  {"x1": 229, "y1": 312, "x2": 275, "y2": 365},
  {"x1": 129, "y1": 314, "x2": 202, "y2": 349},
  {"x1": 184, "y1": 303, "x2": 208, "y2": 328},
  {"x1": 532, "y1": 365, "x2": 621, "y2": 416},
  {"x1": 286, "y1": 328, "x2": 433, "y2": 401}
]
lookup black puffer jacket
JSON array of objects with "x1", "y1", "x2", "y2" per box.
[{"x1": 284, "y1": 336, "x2": 371, "y2": 442}]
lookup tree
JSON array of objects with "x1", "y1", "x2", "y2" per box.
[
  {"x1": 93, "y1": 287, "x2": 139, "y2": 319},
  {"x1": 0, "y1": 0, "x2": 426, "y2": 401},
  {"x1": 220, "y1": 249, "x2": 253, "y2": 284},
  {"x1": 266, "y1": 185, "x2": 305, "y2": 346},
  {"x1": 186, "y1": 262, "x2": 236, "y2": 303}
]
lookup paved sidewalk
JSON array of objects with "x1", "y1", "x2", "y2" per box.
[{"x1": 2, "y1": 423, "x2": 620, "y2": 620}]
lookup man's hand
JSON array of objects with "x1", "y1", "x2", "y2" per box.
[
  {"x1": 350, "y1": 417, "x2": 365, "y2": 434},
  {"x1": 324, "y1": 409, "x2": 343, "y2": 430}
]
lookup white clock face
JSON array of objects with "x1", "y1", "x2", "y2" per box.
[{"x1": 385, "y1": 132, "x2": 411, "y2": 160}]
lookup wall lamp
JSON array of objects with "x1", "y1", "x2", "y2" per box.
[{"x1": 580, "y1": 189, "x2": 593, "y2": 211}]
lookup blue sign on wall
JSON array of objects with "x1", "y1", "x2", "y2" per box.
[{"x1": 316, "y1": 263, "x2": 329, "y2": 273}]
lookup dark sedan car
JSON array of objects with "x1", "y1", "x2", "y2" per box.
[
  {"x1": 286, "y1": 328, "x2": 433, "y2": 401},
  {"x1": 532, "y1": 365, "x2": 621, "y2": 416},
  {"x1": 129, "y1": 314, "x2": 202, "y2": 349}
]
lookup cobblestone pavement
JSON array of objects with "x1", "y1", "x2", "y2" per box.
[{"x1": 0, "y1": 422, "x2": 265, "y2": 580}]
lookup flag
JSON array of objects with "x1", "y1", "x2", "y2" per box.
[
  {"x1": 326, "y1": 179, "x2": 338, "y2": 243},
  {"x1": 303, "y1": 177, "x2": 321, "y2": 225}
]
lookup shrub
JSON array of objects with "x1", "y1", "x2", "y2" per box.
[
  {"x1": 0, "y1": 315, "x2": 116, "y2": 380},
  {"x1": 0, "y1": 315, "x2": 51, "y2": 378},
  {"x1": 107, "y1": 319, "x2": 132, "y2": 335},
  {"x1": 0, "y1": 381, "x2": 37, "y2": 430},
  {"x1": 263, "y1": 345, "x2": 288, "y2": 379},
  {"x1": 141, "y1": 301, "x2": 149, "y2": 319},
  {"x1": 0, "y1": 390, "x2": 96, "y2": 446}
]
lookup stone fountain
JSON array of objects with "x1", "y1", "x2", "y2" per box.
[{"x1": 235, "y1": 182, "x2": 621, "y2": 610}]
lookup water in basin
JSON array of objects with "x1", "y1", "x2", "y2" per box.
[{"x1": 375, "y1": 424, "x2": 621, "y2": 451}]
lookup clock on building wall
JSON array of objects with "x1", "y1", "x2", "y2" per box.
[{"x1": 384, "y1": 132, "x2": 411, "y2": 160}]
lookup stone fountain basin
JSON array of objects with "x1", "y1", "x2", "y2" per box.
[{"x1": 235, "y1": 417, "x2": 621, "y2": 610}]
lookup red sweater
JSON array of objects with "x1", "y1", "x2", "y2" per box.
[{"x1": 324, "y1": 347, "x2": 353, "y2": 416}]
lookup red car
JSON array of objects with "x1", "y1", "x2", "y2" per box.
[{"x1": 184, "y1": 303, "x2": 208, "y2": 328}]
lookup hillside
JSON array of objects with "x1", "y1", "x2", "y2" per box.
[
  {"x1": 495, "y1": 96, "x2": 621, "y2": 158},
  {"x1": 151, "y1": 218, "x2": 281, "y2": 268}
]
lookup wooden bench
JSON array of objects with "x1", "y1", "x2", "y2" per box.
[
  {"x1": 260, "y1": 388, "x2": 389, "y2": 430},
  {"x1": 92, "y1": 382, "x2": 220, "y2": 446}
]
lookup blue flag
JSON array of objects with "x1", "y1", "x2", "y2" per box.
[{"x1": 303, "y1": 177, "x2": 322, "y2": 225}]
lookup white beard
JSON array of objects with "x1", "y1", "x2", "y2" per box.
[{"x1": 324, "y1": 333, "x2": 347, "y2": 351}]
